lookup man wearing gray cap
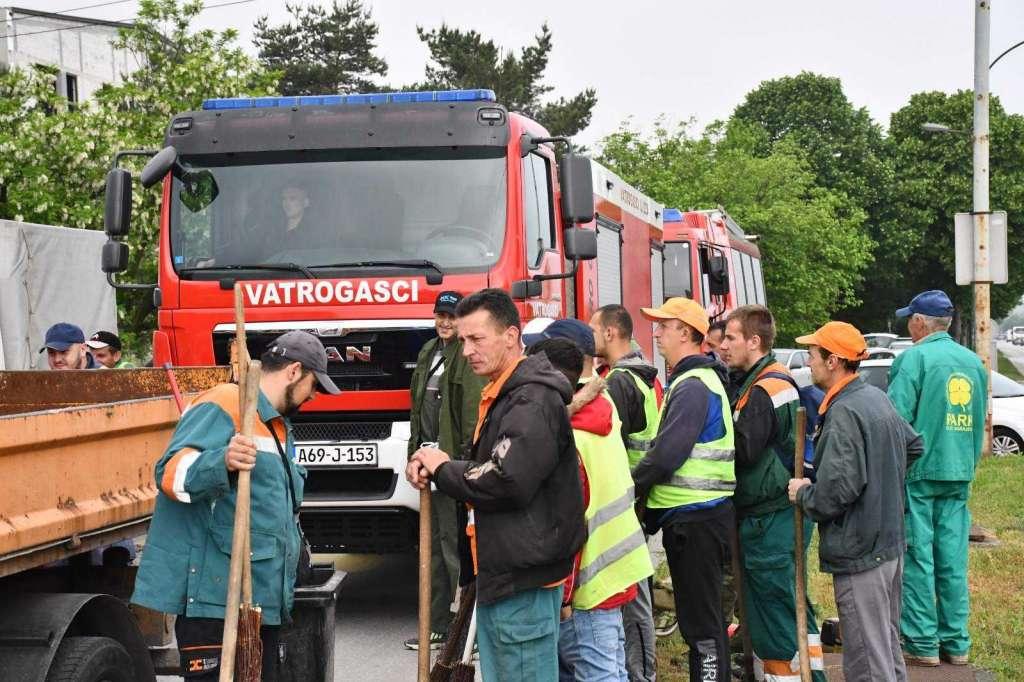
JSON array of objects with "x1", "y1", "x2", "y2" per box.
[{"x1": 131, "y1": 330, "x2": 339, "y2": 681}]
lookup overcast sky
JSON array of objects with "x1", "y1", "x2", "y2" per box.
[{"x1": 31, "y1": 0, "x2": 1024, "y2": 147}]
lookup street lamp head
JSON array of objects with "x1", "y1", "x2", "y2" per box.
[{"x1": 922, "y1": 122, "x2": 953, "y2": 133}]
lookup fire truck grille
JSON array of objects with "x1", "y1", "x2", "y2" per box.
[
  {"x1": 212, "y1": 325, "x2": 435, "y2": 390},
  {"x1": 300, "y1": 508, "x2": 418, "y2": 554},
  {"x1": 292, "y1": 421, "x2": 393, "y2": 442}
]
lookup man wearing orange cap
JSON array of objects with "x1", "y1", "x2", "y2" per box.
[
  {"x1": 635, "y1": 297, "x2": 735, "y2": 682},
  {"x1": 788, "y1": 322, "x2": 922, "y2": 682}
]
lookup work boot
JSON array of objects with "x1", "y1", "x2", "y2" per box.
[
  {"x1": 654, "y1": 611, "x2": 678, "y2": 637},
  {"x1": 904, "y1": 652, "x2": 940, "y2": 667},
  {"x1": 403, "y1": 631, "x2": 446, "y2": 651},
  {"x1": 940, "y1": 651, "x2": 969, "y2": 665}
]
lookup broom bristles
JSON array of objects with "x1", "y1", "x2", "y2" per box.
[
  {"x1": 236, "y1": 604, "x2": 263, "y2": 681},
  {"x1": 429, "y1": 660, "x2": 456, "y2": 682},
  {"x1": 429, "y1": 582, "x2": 476, "y2": 680},
  {"x1": 451, "y1": 661, "x2": 475, "y2": 682}
]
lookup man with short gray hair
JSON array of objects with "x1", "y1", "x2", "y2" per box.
[{"x1": 889, "y1": 290, "x2": 987, "y2": 667}]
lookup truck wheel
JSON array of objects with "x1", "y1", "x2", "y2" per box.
[{"x1": 45, "y1": 636, "x2": 134, "y2": 682}]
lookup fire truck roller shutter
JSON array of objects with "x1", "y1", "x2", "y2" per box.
[{"x1": 596, "y1": 217, "x2": 623, "y2": 306}]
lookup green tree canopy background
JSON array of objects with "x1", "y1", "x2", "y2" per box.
[
  {"x1": 0, "y1": 0, "x2": 276, "y2": 353},
  {"x1": 253, "y1": 0, "x2": 387, "y2": 96}
]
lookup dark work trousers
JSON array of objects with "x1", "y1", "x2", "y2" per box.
[
  {"x1": 661, "y1": 500, "x2": 734, "y2": 682},
  {"x1": 176, "y1": 615, "x2": 280, "y2": 681},
  {"x1": 430, "y1": 489, "x2": 461, "y2": 634}
]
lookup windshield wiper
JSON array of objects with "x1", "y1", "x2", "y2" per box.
[
  {"x1": 179, "y1": 262, "x2": 318, "y2": 279},
  {"x1": 310, "y1": 259, "x2": 444, "y2": 285}
]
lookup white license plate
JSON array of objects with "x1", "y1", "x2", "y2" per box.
[{"x1": 295, "y1": 442, "x2": 379, "y2": 467}]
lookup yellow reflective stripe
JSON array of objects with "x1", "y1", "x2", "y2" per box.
[
  {"x1": 625, "y1": 436, "x2": 653, "y2": 452},
  {"x1": 667, "y1": 476, "x2": 735, "y2": 492},
  {"x1": 689, "y1": 446, "x2": 734, "y2": 462},
  {"x1": 587, "y1": 487, "x2": 635, "y2": 536},
  {"x1": 576, "y1": 528, "x2": 647, "y2": 587}
]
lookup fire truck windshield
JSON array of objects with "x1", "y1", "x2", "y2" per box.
[{"x1": 169, "y1": 149, "x2": 507, "y2": 276}]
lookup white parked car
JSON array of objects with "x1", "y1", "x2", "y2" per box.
[
  {"x1": 777, "y1": 347, "x2": 896, "y2": 388},
  {"x1": 857, "y1": 358, "x2": 1024, "y2": 457},
  {"x1": 889, "y1": 338, "x2": 915, "y2": 354},
  {"x1": 864, "y1": 333, "x2": 898, "y2": 348}
]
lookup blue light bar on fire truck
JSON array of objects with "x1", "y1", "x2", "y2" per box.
[
  {"x1": 663, "y1": 208, "x2": 683, "y2": 222},
  {"x1": 201, "y1": 89, "x2": 497, "y2": 110}
]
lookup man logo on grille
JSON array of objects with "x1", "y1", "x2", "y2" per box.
[{"x1": 324, "y1": 345, "x2": 372, "y2": 363}]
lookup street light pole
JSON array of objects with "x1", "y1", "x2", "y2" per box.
[{"x1": 974, "y1": 0, "x2": 992, "y2": 455}]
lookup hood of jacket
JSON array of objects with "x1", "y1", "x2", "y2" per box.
[
  {"x1": 611, "y1": 351, "x2": 659, "y2": 387},
  {"x1": 568, "y1": 376, "x2": 613, "y2": 436},
  {"x1": 498, "y1": 352, "x2": 574, "y2": 405}
]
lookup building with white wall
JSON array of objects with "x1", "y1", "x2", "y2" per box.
[{"x1": 1, "y1": 7, "x2": 143, "y2": 103}]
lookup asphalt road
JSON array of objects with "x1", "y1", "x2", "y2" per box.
[
  {"x1": 158, "y1": 551, "x2": 475, "y2": 681},
  {"x1": 997, "y1": 339, "x2": 1024, "y2": 374},
  {"x1": 328, "y1": 551, "x2": 442, "y2": 681}
]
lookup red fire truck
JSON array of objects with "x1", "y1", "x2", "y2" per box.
[
  {"x1": 101, "y1": 89, "x2": 759, "y2": 553},
  {"x1": 661, "y1": 207, "x2": 766, "y2": 317}
]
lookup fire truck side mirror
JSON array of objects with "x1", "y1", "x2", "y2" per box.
[
  {"x1": 559, "y1": 154, "x2": 595, "y2": 225},
  {"x1": 510, "y1": 279, "x2": 543, "y2": 300},
  {"x1": 101, "y1": 240, "x2": 129, "y2": 274},
  {"x1": 140, "y1": 146, "x2": 178, "y2": 189},
  {"x1": 708, "y1": 254, "x2": 730, "y2": 296},
  {"x1": 563, "y1": 227, "x2": 597, "y2": 261},
  {"x1": 104, "y1": 168, "x2": 132, "y2": 238}
]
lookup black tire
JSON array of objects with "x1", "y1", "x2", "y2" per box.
[
  {"x1": 993, "y1": 427, "x2": 1024, "y2": 457},
  {"x1": 45, "y1": 636, "x2": 134, "y2": 682}
]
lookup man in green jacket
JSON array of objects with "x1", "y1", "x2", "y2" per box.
[
  {"x1": 888, "y1": 290, "x2": 987, "y2": 667},
  {"x1": 722, "y1": 305, "x2": 825, "y2": 679},
  {"x1": 404, "y1": 291, "x2": 487, "y2": 650},
  {"x1": 130, "y1": 330, "x2": 340, "y2": 680}
]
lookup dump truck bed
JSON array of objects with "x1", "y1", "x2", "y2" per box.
[{"x1": 0, "y1": 368, "x2": 228, "y2": 577}]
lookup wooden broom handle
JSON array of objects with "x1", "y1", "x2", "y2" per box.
[
  {"x1": 233, "y1": 283, "x2": 254, "y2": 603},
  {"x1": 793, "y1": 407, "x2": 812, "y2": 682},
  {"x1": 220, "y1": 360, "x2": 261, "y2": 681},
  {"x1": 234, "y1": 284, "x2": 250, "y2": 390},
  {"x1": 417, "y1": 486, "x2": 432, "y2": 681}
]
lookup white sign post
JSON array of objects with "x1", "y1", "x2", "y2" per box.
[{"x1": 955, "y1": 210, "x2": 1008, "y2": 286}]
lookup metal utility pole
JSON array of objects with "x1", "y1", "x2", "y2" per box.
[{"x1": 974, "y1": 0, "x2": 992, "y2": 455}]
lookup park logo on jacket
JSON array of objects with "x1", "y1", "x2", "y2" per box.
[{"x1": 945, "y1": 373, "x2": 975, "y2": 432}]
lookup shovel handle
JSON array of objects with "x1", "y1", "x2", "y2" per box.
[
  {"x1": 418, "y1": 485, "x2": 432, "y2": 681},
  {"x1": 793, "y1": 407, "x2": 811, "y2": 682}
]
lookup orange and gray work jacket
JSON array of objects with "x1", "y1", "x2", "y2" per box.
[
  {"x1": 130, "y1": 383, "x2": 305, "y2": 626},
  {"x1": 731, "y1": 355, "x2": 799, "y2": 518}
]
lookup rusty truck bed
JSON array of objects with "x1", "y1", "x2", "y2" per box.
[{"x1": 0, "y1": 367, "x2": 229, "y2": 577}]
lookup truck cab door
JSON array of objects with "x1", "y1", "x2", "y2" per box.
[{"x1": 522, "y1": 151, "x2": 564, "y2": 318}]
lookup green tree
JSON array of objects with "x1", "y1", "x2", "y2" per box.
[
  {"x1": 887, "y1": 90, "x2": 1024, "y2": 337},
  {"x1": 414, "y1": 23, "x2": 596, "y2": 138},
  {"x1": 731, "y1": 72, "x2": 904, "y2": 332},
  {"x1": 254, "y1": 0, "x2": 387, "y2": 96},
  {"x1": 0, "y1": 0, "x2": 277, "y2": 353},
  {"x1": 600, "y1": 120, "x2": 873, "y2": 341}
]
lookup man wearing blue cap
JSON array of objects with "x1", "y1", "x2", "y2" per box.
[
  {"x1": 40, "y1": 322, "x2": 101, "y2": 370},
  {"x1": 888, "y1": 290, "x2": 987, "y2": 667},
  {"x1": 523, "y1": 318, "x2": 598, "y2": 377}
]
